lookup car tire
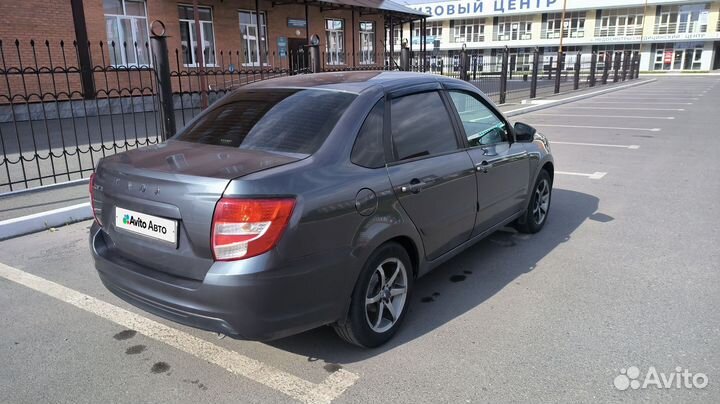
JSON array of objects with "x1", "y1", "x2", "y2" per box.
[
  {"x1": 333, "y1": 242, "x2": 413, "y2": 348},
  {"x1": 515, "y1": 169, "x2": 552, "y2": 234}
]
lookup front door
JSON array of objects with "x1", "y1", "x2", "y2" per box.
[
  {"x1": 385, "y1": 89, "x2": 478, "y2": 260},
  {"x1": 444, "y1": 89, "x2": 531, "y2": 236}
]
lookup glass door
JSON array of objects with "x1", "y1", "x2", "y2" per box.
[{"x1": 673, "y1": 50, "x2": 683, "y2": 70}]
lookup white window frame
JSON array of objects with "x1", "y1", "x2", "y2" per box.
[
  {"x1": 326, "y1": 19, "x2": 345, "y2": 65},
  {"x1": 178, "y1": 5, "x2": 218, "y2": 68},
  {"x1": 359, "y1": 21, "x2": 376, "y2": 65},
  {"x1": 239, "y1": 10, "x2": 268, "y2": 67},
  {"x1": 104, "y1": 0, "x2": 151, "y2": 67}
]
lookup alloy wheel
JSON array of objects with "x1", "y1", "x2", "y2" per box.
[{"x1": 364, "y1": 258, "x2": 408, "y2": 333}]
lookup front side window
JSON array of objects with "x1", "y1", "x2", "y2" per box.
[
  {"x1": 178, "y1": 5, "x2": 217, "y2": 67},
  {"x1": 448, "y1": 91, "x2": 508, "y2": 147},
  {"x1": 174, "y1": 89, "x2": 356, "y2": 155},
  {"x1": 390, "y1": 92, "x2": 458, "y2": 161},
  {"x1": 104, "y1": 0, "x2": 150, "y2": 66},
  {"x1": 326, "y1": 19, "x2": 345, "y2": 65},
  {"x1": 359, "y1": 21, "x2": 375, "y2": 64}
]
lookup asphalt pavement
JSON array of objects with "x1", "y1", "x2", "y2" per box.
[{"x1": 0, "y1": 76, "x2": 718, "y2": 403}]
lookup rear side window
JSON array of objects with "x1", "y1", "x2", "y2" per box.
[
  {"x1": 390, "y1": 91, "x2": 458, "y2": 161},
  {"x1": 174, "y1": 89, "x2": 356, "y2": 155},
  {"x1": 351, "y1": 99, "x2": 385, "y2": 168}
]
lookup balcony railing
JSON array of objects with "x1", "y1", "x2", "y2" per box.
[
  {"x1": 541, "y1": 28, "x2": 585, "y2": 39},
  {"x1": 593, "y1": 26, "x2": 643, "y2": 37},
  {"x1": 449, "y1": 33, "x2": 484, "y2": 43},
  {"x1": 653, "y1": 22, "x2": 707, "y2": 35}
]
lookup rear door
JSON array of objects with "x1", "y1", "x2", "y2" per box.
[
  {"x1": 444, "y1": 89, "x2": 531, "y2": 236},
  {"x1": 385, "y1": 87, "x2": 478, "y2": 260}
]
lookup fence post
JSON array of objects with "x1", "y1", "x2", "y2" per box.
[
  {"x1": 602, "y1": 52, "x2": 611, "y2": 84},
  {"x1": 621, "y1": 50, "x2": 630, "y2": 81},
  {"x1": 509, "y1": 54, "x2": 516, "y2": 80},
  {"x1": 400, "y1": 39, "x2": 410, "y2": 71},
  {"x1": 499, "y1": 47, "x2": 509, "y2": 104},
  {"x1": 573, "y1": 52, "x2": 581, "y2": 90},
  {"x1": 613, "y1": 51, "x2": 621, "y2": 82},
  {"x1": 589, "y1": 51, "x2": 597, "y2": 87},
  {"x1": 554, "y1": 51, "x2": 563, "y2": 94},
  {"x1": 633, "y1": 51, "x2": 640, "y2": 79},
  {"x1": 530, "y1": 47, "x2": 539, "y2": 99},
  {"x1": 150, "y1": 21, "x2": 176, "y2": 141},
  {"x1": 547, "y1": 56, "x2": 553, "y2": 80},
  {"x1": 459, "y1": 44, "x2": 468, "y2": 80}
]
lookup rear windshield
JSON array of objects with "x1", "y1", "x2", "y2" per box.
[{"x1": 174, "y1": 89, "x2": 356, "y2": 155}]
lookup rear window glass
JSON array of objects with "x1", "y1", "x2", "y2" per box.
[{"x1": 174, "y1": 89, "x2": 356, "y2": 155}]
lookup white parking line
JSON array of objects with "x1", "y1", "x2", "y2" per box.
[
  {"x1": 552, "y1": 141, "x2": 640, "y2": 149},
  {"x1": 560, "y1": 106, "x2": 684, "y2": 111},
  {"x1": 0, "y1": 262, "x2": 358, "y2": 404},
  {"x1": 533, "y1": 124, "x2": 660, "y2": 132},
  {"x1": 578, "y1": 101, "x2": 693, "y2": 105},
  {"x1": 530, "y1": 113, "x2": 674, "y2": 120},
  {"x1": 556, "y1": 171, "x2": 607, "y2": 180}
]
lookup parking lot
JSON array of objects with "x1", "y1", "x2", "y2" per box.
[{"x1": 1, "y1": 76, "x2": 718, "y2": 403}]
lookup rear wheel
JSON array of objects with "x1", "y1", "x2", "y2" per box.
[
  {"x1": 515, "y1": 169, "x2": 552, "y2": 234},
  {"x1": 334, "y1": 243, "x2": 413, "y2": 348}
]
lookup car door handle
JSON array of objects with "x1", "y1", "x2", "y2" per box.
[
  {"x1": 476, "y1": 161, "x2": 493, "y2": 173},
  {"x1": 401, "y1": 180, "x2": 426, "y2": 193}
]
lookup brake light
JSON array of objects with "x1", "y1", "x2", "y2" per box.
[
  {"x1": 211, "y1": 198, "x2": 295, "y2": 261},
  {"x1": 89, "y1": 173, "x2": 102, "y2": 226}
]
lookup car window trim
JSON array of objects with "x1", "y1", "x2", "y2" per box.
[
  {"x1": 385, "y1": 89, "x2": 465, "y2": 165},
  {"x1": 441, "y1": 86, "x2": 516, "y2": 148}
]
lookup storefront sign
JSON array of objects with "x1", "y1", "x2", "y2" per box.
[
  {"x1": 287, "y1": 18, "x2": 307, "y2": 28},
  {"x1": 278, "y1": 37, "x2": 288, "y2": 58},
  {"x1": 414, "y1": 0, "x2": 690, "y2": 20},
  {"x1": 664, "y1": 50, "x2": 673, "y2": 64}
]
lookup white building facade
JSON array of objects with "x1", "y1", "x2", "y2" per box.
[{"x1": 393, "y1": 0, "x2": 720, "y2": 71}]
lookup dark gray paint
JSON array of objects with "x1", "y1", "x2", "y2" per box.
[{"x1": 90, "y1": 72, "x2": 553, "y2": 340}]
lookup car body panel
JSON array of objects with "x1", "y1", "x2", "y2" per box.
[{"x1": 89, "y1": 71, "x2": 553, "y2": 341}]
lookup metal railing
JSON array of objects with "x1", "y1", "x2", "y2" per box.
[{"x1": 0, "y1": 33, "x2": 641, "y2": 192}]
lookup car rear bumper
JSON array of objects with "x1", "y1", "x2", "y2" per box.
[{"x1": 89, "y1": 222, "x2": 349, "y2": 341}]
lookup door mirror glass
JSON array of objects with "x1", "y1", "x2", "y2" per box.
[{"x1": 514, "y1": 122, "x2": 536, "y2": 142}]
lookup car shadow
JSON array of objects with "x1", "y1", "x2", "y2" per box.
[{"x1": 265, "y1": 188, "x2": 601, "y2": 364}]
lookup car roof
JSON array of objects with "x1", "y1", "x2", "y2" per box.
[{"x1": 243, "y1": 71, "x2": 457, "y2": 94}]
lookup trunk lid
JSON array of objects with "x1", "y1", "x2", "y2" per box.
[{"x1": 93, "y1": 140, "x2": 300, "y2": 281}]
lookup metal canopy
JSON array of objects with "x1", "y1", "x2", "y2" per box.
[{"x1": 314, "y1": 0, "x2": 428, "y2": 21}]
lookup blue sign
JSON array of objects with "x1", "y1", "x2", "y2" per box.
[
  {"x1": 287, "y1": 18, "x2": 307, "y2": 28},
  {"x1": 277, "y1": 37, "x2": 288, "y2": 58}
]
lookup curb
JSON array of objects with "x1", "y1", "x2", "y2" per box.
[
  {"x1": 0, "y1": 203, "x2": 92, "y2": 241},
  {"x1": 0, "y1": 178, "x2": 89, "y2": 199},
  {"x1": 504, "y1": 79, "x2": 657, "y2": 117}
]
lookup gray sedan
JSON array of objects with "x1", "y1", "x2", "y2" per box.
[{"x1": 89, "y1": 71, "x2": 554, "y2": 348}]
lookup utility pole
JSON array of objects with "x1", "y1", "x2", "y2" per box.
[{"x1": 558, "y1": 0, "x2": 568, "y2": 54}]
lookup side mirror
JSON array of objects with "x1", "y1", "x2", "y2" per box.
[{"x1": 514, "y1": 122, "x2": 537, "y2": 142}]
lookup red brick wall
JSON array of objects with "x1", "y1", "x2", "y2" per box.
[{"x1": 0, "y1": 0, "x2": 388, "y2": 101}]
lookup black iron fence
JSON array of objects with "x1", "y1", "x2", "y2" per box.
[{"x1": 0, "y1": 34, "x2": 641, "y2": 193}]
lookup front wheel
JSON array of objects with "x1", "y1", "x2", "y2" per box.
[
  {"x1": 515, "y1": 169, "x2": 552, "y2": 234},
  {"x1": 333, "y1": 243, "x2": 413, "y2": 348}
]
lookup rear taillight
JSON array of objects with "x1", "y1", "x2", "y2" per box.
[
  {"x1": 89, "y1": 173, "x2": 102, "y2": 227},
  {"x1": 211, "y1": 198, "x2": 295, "y2": 261}
]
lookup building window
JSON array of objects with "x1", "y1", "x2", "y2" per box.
[
  {"x1": 654, "y1": 3, "x2": 710, "y2": 35},
  {"x1": 104, "y1": 0, "x2": 150, "y2": 66},
  {"x1": 360, "y1": 21, "x2": 376, "y2": 64},
  {"x1": 391, "y1": 26, "x2": 402, "y2": 45},
  {"x1": 326, "y1": 19, "x2": 345, "y2": 65},
  {"x1": 591, "y1": 44, "x2": 640, "y2": 64},
  {"x1": 178, "y1": 5, "x2": 217, "y2": 67},
  {"x1": 596, "y1": 8, "x2": 644, "y2": 37},
  {"x1": 651, "y1": 42, "x2": 703, "y2": 70},
  {"x1": 543, "y1": 11, "x2": 586, "y2": 39},
  {"x1": 450, "y1": 19, "x2": 485, "y2": 43},
  {"x1": 239, "y1": 11, "x2": 268, "y2": 66},
  {"x1": 495, "y1": 16, "x2": 532, "y2": 41}
]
